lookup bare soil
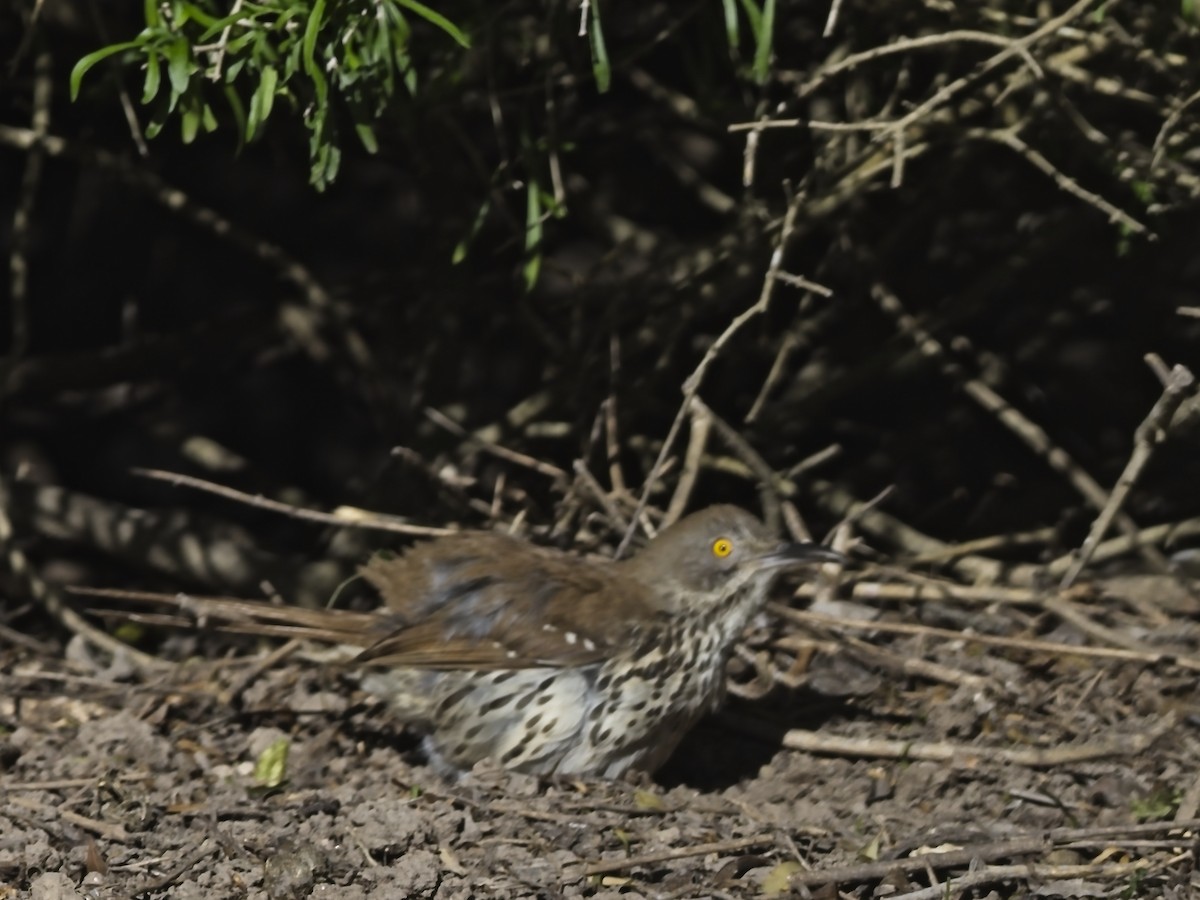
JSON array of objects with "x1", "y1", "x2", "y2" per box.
[{"x1": 3, "y1": 587, "x2": 1197, "y2": 899}]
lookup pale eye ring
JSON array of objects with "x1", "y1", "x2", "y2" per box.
[{"x1": 712, "y1": 538, "x2": 734, "y2": 558}]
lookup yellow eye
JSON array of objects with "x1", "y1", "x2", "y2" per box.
[{"x1": 712, "y1": 538, "x2": 733, "y2": 558}]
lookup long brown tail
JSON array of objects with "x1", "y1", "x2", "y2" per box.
[{"x1": 67, "y1": 586, "x2": 387, "y2": 648}]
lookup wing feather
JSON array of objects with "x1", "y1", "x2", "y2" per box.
[{"x1": 357, "y1": 533, "x2": 659, "y2": 669}]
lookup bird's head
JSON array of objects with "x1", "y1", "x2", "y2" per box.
[{"x1": 622, "y1": 505, "x2": 842, "y2": 613}]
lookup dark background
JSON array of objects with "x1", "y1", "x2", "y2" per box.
[{"x1": 3, "y1": 0, "x2": 1200, "y2": 620}]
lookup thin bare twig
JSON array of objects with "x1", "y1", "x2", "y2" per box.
[
  {"x1": 6, "y1": 51, "x2": 51, "y2": 370},
  {"x1": 777, "y1": 606, "x2": 1200, "y2": 672},
  {"x1": 218, "y1": 638, "x2": 301, "y2": 707},
  {"x1": 582, "y1": 834, "x2": 775, "y2": 876},
  {"x1": 830, "y1": 634, "x2": 991, "y2": 689},
  {"x1": 870, "y1": 284, "x2": 1167, "y2": 575},
  {"x1": 1061, "y1": 360, "x2": 1197, "y2": 587},
  {"x1": 0, "y1": 476, "x2": 166, "y2": 670},
  {"x1": 1047, "y1": 516, "x2": 1200, "y2": 575},
  {"x1": 605, "y1": 335, "x2": 627, "y2": 496},
  {"x1": 740, "y1": 114, "x2": 763, "y2": 188},
  {"x1": 8, "y1": 0, "x2": 46, "y2": 73},
  {"x1": 1040, "y1": 591, "x2": 1167, "y2": 653},
  {"x1": 425, "y1": 408, "x2": 568, "y2": 482},
  {"x1": 571, "y1": 460, "x2": 629, "y2": 533},
  {"x1": 969, "y1": 126, "x2": 1147, "y2": 235},
  {"x1": 889, "y1": 860, "x2": 1161, "y2": 900},
  {"x1": 692, "y1": 396, "x2": 786, "y2": 534},
  {"x1": 209, "y1": 0, "x2": 245, "y2": 82},
  {"x1": 745, "y1": 332, "x2": 798, "y2": 424},
  {"x1": 618, "y1": 188, "x2": 808, "y2": 555},
  {"x1": 131, "y1": 467, "x2": 452, "y2": 537},
  {"x1": 787, "y1": 580, "x2": 1041, "y2": 607},
  {"x1": 83, "y1": 0, "x2": 149, "y2": 157},
  {"x1": 785, "y1": 820, "x2": 1199, "y2": 889},
  {"x1": 783, "y1": 445, "x2": 841, "y2": 481},
  {"x1": 794, "y1": 30, "x2": 1044, "y2": 101},
  {"x1": 821, "y1": 0, "x2": 845, "y2": 37},
  {"x1": 781, "y1": 713, "x2": 1173, "y2": 766},
  {"x1": 663, "y1": 401, "x2": 712, "y2": 528},
  {"x1": 880, "y1": 0, "x2": 1099, "y2": 141},
  {"x1": 1153, "y1": 85, "x2": 1200, "y2": 168},
  {"x1": 910, "y1": 526, "x2": 1057, "y2": 563}
]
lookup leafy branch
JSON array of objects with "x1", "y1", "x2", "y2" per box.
[{"x1": 71, "y1": 0, "x2": 471, "y2": 189}]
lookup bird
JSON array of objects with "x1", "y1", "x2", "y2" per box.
[{"x1": 84, "y1": 505, "x2": 842, "y2": 778}]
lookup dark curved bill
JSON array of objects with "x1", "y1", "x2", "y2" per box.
[{"x1": 756, "y1": 542, "x2": 845, "y2": 569}]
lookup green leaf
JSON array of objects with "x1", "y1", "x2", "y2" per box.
[
  {"x1": 752, "y1": 0, "x2": 775, "y2": 84},
  {"x1": 397, "y1": 47, "x2": 417, "y2": 93},
  {"x1": 247, "y1": 65, "x2": 278, "y2": 141},
  {"x1": 543, "y1": 188, "x2": 566, "y2": 219},
  {"x1": 302, "y1": 0, "x2": 327, "y2": 96},
  {"x1": 355, "y1": 122, "x2": 378, "y2": 153},
  {"x1": 860, "y1": 832, "x2": 882, "y2": 860},
  {"x1": 523, "y1": 180, "x2": 543, "y2": 291},
  {"x1": 181, "y1": 106, "x2": 200, "y2": 143},
  {"x1": 720, "y1": 0, "x2": 740, "y2": 55},
  {"x1": 307, "y1": 105, "x2": 341, "y2": 190},
  {"x1": 313, "y1": 143, "x2": 341, "y2": 190},
  {"x1": 762, "y1": 862, "x2": 801, "y2": 896},
  {"x1": 212, "y1": 29, "x2": 259, "y2": 60},
  {"x1": 198, "y1": 13, "x2": 241, "y2": 43},
  {"x1": 380, "y1": 5, "x2": 417, "y2": 92},
  {"x1": 284, "y1": 37, "x2": 301, "y2": 80},
  {"x1": 165, "y1": 38, "x2": 192, "y2": 103},
  {"x1": 451, "y1": 195, "x2": 492, "y2": 264},
  {"x1": 588, "y1": 0, "x2": 611, "y2": 93},
  {"x1": 113, "y1": 621, "x2": 146, "y2": 645},
  {"x1": 383, "y1": 2, "x2": 412, "y2": 42},
  {"x1": 396, "y1": 0, "x2": 469, "y2": 48},
  {"x1": 177, "y1": 2, "x2": 219, "y2": 28},
  {"x1": 223, "y1": 83, "x2": 247, "y2": 151},
  {"x1": 1131, "y1": 787, "x2": 1179, "y2": 821},
  {"x1": 411, "y1": 2, "x2": 468, "y2": 48},
  {"x1": 738, "y1": 0, "x2": 762, "y2": 36},
  {"x1": 69, "y1": 40, "x2": 144, "y2": 100},
  {"x1": 253, "y1": 737, "x2": 290, "y2": 789},
  {"x1": 633, "y1": 789, "x2": 664, "y2": 810},
  {"x1": 142, "y1": 50, "x2": 162, "y2": 103},
  {"x1": 144, "y1": 0, "x2": 160, "y2": 27}
]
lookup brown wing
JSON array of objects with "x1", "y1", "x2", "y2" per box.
[{"x1": 355, "y1": 532, "x2": 660, "y2": 670}]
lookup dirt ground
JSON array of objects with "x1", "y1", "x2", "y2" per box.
[{"x1": 3, "y1": 577, "x2": 1198, "y2": 900}]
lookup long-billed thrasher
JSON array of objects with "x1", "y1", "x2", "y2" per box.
[{"x1": 91, "y1": 505, "x2": 841, "y2": 778}]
